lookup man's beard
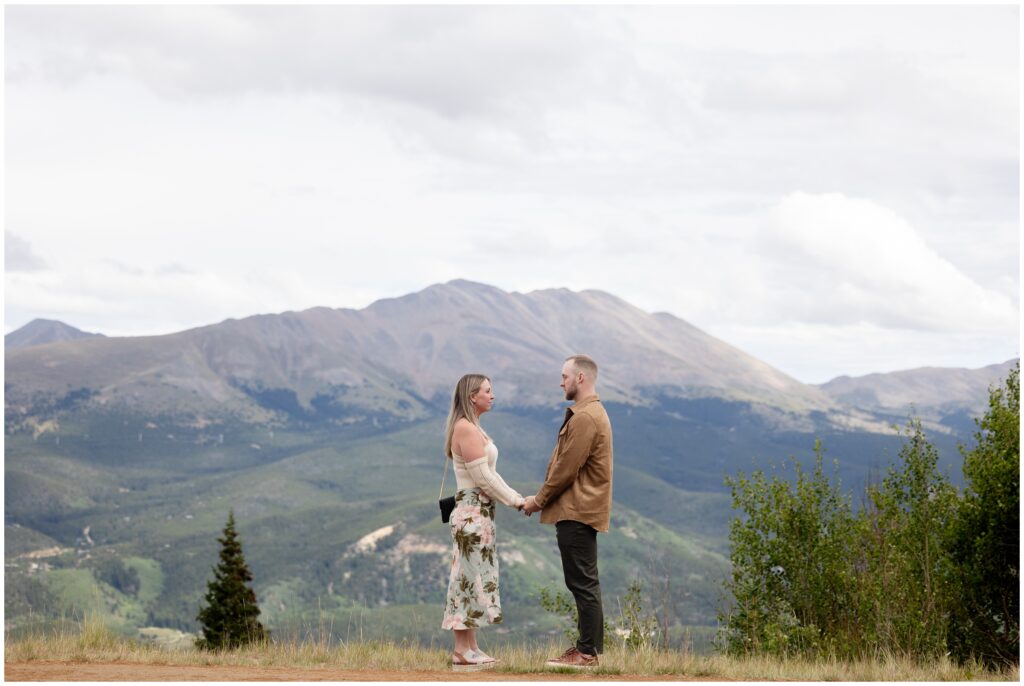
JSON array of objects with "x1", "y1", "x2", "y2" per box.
[{"x1": 564, "y1": 384, "x2": 577, "y2": 401}]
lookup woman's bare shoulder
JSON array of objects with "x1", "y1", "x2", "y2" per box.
[
  {"x1": 453, "y1": 419, "x2": 486, "y2": 455},
  {"x1": 452, "y1": 417, "x2": 477, "y2": 436}
]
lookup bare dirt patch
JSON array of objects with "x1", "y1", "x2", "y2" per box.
[{"x1": 6, "y1": 661, "x2": 726, "y2": 681}]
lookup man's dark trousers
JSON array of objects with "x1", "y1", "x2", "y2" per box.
[{"x1": 556, "y1": 520, "x2": 603, "y2": 655}]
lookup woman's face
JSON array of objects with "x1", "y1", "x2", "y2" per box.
[{"x1": 471, "y1": 379, "x2": 494, "y2": 415}]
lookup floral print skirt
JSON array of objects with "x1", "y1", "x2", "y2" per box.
[{"x1": 441, "y1": 488, "x2": 502, "y2": 630}]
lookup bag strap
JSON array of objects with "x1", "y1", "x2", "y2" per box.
[{"x1": 439, "y1": 457, "x2": 450, "y2": 500}]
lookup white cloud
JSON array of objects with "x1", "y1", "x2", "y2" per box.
[
  {"x1": 4, "y1": 264, "x2": 364, "y2": 338},
  {"x1": 5, "y1": 233, "x2": 48, "y2": 272},
  {"x1": 5, "y1": 6, "x2": 634, "y2": 135},
  {"x1": 3, "y1": 6, "x2": 1018, "y2": 381},
  {"x1": 757, "y1": 193, "x2": 1017, "y2": 333}
]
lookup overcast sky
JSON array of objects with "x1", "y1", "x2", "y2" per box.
[{"x1": 5, "y1": 5, "x2": 1019, "y2": 383}]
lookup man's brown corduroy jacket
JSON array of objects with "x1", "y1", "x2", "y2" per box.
[{"x1": 534, "y1": 394, "x2": 613, "y2": 532}]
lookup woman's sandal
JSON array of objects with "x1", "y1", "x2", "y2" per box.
[
  {"x1": 470, "y1": 649, "x2": 500, "y2": 664},
  {"x1": 452, "y1": 649, "x2": 497, "y2": 671}
]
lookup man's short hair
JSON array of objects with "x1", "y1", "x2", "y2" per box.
[{"x1": 566, "y1": 354, "x2": 598, "y2": 382}]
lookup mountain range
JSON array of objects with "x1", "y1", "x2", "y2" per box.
[
  {"x1": 4, "y1": 280, "x2": 1016, "y2": 647},
  {"x1": 6, "y1": 280, "x2": 835, "y2": 420},
  {"x1": 7, "y1": 280, "x2": 1009, "y2": 426}
]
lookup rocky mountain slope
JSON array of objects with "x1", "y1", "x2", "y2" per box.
[
  {"x1": 5, "y1": 280, "x2": 838, "y2": 428},
  {"x1": 819, "y1": 359, "x2": 1018, "y2": 419},
  {"x1": 5, "y1": 319, "x2": 104, "y2": 349}
]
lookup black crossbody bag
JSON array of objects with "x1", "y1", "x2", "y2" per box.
[{"x1": 439, "y1": 457, "x2": 456, "y2": 523}]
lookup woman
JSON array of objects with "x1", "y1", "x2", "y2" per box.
[{"x1": 441, "y1": 374, "x2": 525, "y2": 669}]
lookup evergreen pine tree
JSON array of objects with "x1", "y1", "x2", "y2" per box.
[{"x1": 195, "y1": 510, "x2": 268, "y2": 649}]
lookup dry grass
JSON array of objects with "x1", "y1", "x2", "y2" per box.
[
  {"x1": 5, "y1": 615, "x2": 1018, "y2": 681},
  {"x1": 490, "y1": 644, "x2": 1018, "y2": 681}
]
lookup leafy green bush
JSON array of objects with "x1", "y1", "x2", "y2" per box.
[
  {"x1": 719, "y1": 441, "x2": 854, "y2": 658},
  {"x1": 852, "y1": 420, "x2": 958, "y2": 657},
  {"x1": 948, "y1": 364, "x2": 1019, "y2": 667},
  {"x1": 618, "y1": 580, "x2": 660, "y2": 649},
  {"x1": 720, "y1": 366, "x2": 1020, "y2": 666}
]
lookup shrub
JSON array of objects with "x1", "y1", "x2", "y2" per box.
[
  {"x1": 852, "y1": 420, "x2": 958, "y2": 657},
  {"x1": 720, "y1": 441, "x2": 855, "y2": 658},
  {"x1": 618, "y1": 580, "x2": 660, "y2": 650},
  {"x1": 948, "y1": 364, "x2": 1020, "y2": 666},
  {"x1": 721, "y1": 365, "x2": 1020, "y2": 665}
]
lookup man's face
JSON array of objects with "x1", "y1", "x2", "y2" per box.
[{"x1": 560, "y1": 361, "x2": 579, "y2": 401}]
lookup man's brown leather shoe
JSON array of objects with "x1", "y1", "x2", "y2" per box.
[{"x1": 544, "y1": 647, "x2": 598, "y2": 669}]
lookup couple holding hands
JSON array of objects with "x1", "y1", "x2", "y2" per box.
[{"x1": 441, "y1": 354, "x2": 613, "y2": 670}]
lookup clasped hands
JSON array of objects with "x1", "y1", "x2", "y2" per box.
[
  {"x1": 517, "y1": 495, "x2": 542, "y2": 517},
  {"x1": 480, "y1": 491, "x2": 540, "y2": 516}
]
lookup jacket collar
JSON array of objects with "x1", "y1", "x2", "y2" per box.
[{"x1": 571, "y1": 393, "x2": 600, "y2": 410}]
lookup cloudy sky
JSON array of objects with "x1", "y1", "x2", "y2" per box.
[{"x1": 5, "y1": 5, "x2": 1019, "y2": 383}]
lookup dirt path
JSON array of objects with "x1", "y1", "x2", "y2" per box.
[{"x1": 6, "y1": 661, "x2": 723, "y2": 681}]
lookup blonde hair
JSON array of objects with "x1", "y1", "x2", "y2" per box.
[
  {"x1": 566, "y1": 354, "x2": 598, "y2": 382},
  {"x1": 444, "y1": 373, "x2": 489, "y2": 458}
]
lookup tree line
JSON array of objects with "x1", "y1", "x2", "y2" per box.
[{"x1": 719, "y1": 364, "x2": 1019, "y2": 667}]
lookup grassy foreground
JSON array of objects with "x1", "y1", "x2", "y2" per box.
[{"x1": 5, "y1": 617, "x2": 1017, "y2": 681}]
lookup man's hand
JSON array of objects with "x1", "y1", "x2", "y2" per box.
[{"x1": 522, "y1": 495, "x2": 541, "y2": 516}]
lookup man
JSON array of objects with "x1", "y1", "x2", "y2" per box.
[{"x1": 523, "y1": 354, "x2": 613, "y2": 669}]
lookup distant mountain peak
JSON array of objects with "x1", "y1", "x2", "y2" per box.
[
  {"x1": 444, "y1": 278, "x2": 498, "y2": 290},
  {"x1": 818, "y1": 359, "x2": 1019, "y2": 417},
  {"x1": 5, "y1": 319, "x2": 104, "y2": 350}
]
